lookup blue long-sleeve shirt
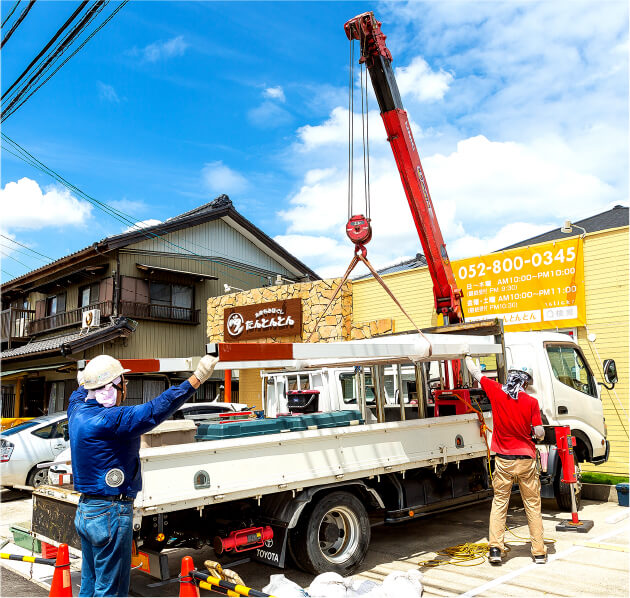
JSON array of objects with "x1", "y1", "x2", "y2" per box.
[{"x1": 68, "y1": 381, "x2": 197, "y2": 497}]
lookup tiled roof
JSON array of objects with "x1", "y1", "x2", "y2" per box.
[
  {"x1": 502, "y1": 205, "x2": 628, "y2": 250},
  {"x1": 1, "y1": 318, "x2": 136, "y2": 360}
]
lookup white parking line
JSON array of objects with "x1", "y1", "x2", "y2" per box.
[{"x1": 458, "y1": 525, "x2": 630, "y2": 598}]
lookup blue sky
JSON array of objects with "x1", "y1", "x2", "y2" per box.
[{"x1": 1, "y1": 1, "x2": 628, "y2": 282}]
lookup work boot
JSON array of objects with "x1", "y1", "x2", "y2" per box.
[
  {"x1": 488, "y1": 547, "x2": 502, "y2": 565},
  {"x1": 533, "y1": 554, "x2": 547, "y2": 564}
]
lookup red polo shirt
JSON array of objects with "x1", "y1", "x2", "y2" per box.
[{"x1": 480, "y1": 377, "x2": 542, "y2": 459}]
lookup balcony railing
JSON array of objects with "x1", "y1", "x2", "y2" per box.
[
  {"x1": 28, "y1": 301, "x2": 113, "y2": 336},
  {"x1": 120, "y1": 301, "x2": 199, "y2": 324},
  {"x1": 1, "y1": 308, "x2": 36, "y2": 345}
]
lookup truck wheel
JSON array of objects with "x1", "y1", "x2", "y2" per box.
[
  {"x1": 27, "y1": 466, "x2": 49, "y2": 488},
  {"x1": 554, "y1": 461, "x2": 582, "y2": 512},
  {"x1": 290, "y1": 491, "x2": 370, "y2": 575}
]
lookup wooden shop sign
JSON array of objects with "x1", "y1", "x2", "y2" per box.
[{"x1": 224, "y1": 298, "x2": 302, "y2": 340}]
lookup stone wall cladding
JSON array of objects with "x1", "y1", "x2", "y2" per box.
[
  {"x1": 350, "y1": 318, "x2": 393, "y2": 340},
  {"x1": 207, "y1": 279, "x2": 353, "y2": 343}
]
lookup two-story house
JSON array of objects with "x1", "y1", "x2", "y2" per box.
[{"x1": 1, "y1": 195, "x2": 318, "y2": 418}]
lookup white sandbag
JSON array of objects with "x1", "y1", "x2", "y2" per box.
[
  {"x1": 347, "y1": 578, "x2": 381, "y2": 596},
  {"x1": 308, "y1": 572, "x2": 347, "y2": 598},
  {"x1": 382, "y1": 570, "x2": 423, "y2": 598},
  {"x1": 263, "y1": 574, "x2": 309, "y2": 597}
]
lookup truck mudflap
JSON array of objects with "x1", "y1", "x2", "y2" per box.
[
  {"x1": 32, "y1": 492, "x2": 81, "y2": 551},
  {"x1": 250, "y1": 524, "x2": 288, "y2": 568},
  {"x1": 591, "y1": 440, "x2": 610, "y2": 465}
]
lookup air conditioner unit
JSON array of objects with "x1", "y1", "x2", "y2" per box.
[{"x1": 82, "y1": 309, "x2": 101, "y2": 329}]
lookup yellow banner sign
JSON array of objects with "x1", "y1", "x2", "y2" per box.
[{"x1": 452, "y1": 237, "x2": 585, "y2": 332}]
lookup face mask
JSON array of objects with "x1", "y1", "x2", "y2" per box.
[
  {"x1": 502, "y1": 371, "x2": 530, "y2": 400},
  {"x1": 87, "y1": 376, "x2": 121, "y2": 408}
]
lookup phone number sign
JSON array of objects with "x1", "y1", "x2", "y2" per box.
[{"x1": 451, "y1": 237, "x2": 585, "y2": 332}]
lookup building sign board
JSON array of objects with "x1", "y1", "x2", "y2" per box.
[
  {"x1": 224, "y1": 298, "x2": 302, "y2": 341},
  {"x1": 452, "y1": 237, "x2": 585, "y2": 332}
]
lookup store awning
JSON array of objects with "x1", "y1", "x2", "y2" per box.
[{"x1": 136, "y1": 263, "x2": 218, "y2": 281}]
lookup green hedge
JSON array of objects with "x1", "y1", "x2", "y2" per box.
[{"x1": 581, "y1": 472, "x2": 629, "y2": 485}]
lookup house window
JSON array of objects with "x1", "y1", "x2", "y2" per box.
[
  {"x1": 149, "y1": 282, "x2": 193, "y2": 319},
  {"x1": 46, "y1": 293, "x2": 66, "y2": 316},
  {"x1": 79, "y1": 283, "x2": 100, "y2": 308}
]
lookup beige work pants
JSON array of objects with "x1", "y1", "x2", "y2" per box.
[{"x1": 489, "y1": 456, "x2": 546, "y2": 556}]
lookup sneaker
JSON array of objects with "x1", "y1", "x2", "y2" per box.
[
  {"x1": 533, "y1": 554, "x2": 547, "y2": 564},
  {"x1": 488, "y1": 547, "x2": 502, "y2": 565}
]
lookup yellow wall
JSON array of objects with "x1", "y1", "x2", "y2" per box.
[
  {"x1": 352, "y1": 227, "x2": 629, "y2": 476},
  {"x1": 578, "y1": 227, "x2": 629, "y2": 476}
]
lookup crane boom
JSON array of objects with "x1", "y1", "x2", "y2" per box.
[{"x1": 344, "y1": 12, "x2": 464, "y2": 324}]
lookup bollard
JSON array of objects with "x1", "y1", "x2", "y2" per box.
[
  {"x1": 555, "y1": 426, "x2": 594, "y2": 533},
  {"x1": 179, "y1": 556, "x2": 200, "y2": 598},
  {"x1": 49, "y1": 544, "x2": 72, "y2": 597}
]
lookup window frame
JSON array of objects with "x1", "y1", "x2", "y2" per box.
[
  {"x1": 544, "y1": 341, "x2": 598, "y2": 398},
  {"x1": 78, "y1": 283, "x2": 100, "y2": 308}
]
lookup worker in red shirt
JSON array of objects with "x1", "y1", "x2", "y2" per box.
[{"x1": 465, "y1": 354, "x2": 547, "y2": 565}]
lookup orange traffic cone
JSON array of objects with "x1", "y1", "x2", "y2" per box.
[
  {"x1": 179, "y1": 556, "x2": 199, "y2": 598},
  {"x1": 49, "y1": 543, "x2": 72, "y2": 597}
]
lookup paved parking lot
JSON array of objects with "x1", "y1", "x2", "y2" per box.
[{"x1": 1, "y1": 488, "x2": 628, "y2": 597}]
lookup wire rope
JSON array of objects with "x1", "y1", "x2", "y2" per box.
[
  {"x1": 0, "y1": 0, "x2": 35, "y2": 49},
  {"x1": 1, "y1": 0, "x2": 21, "y2": 29},
  {"x1": 2, "y1": 0, "x2": 89, "y2": 101},
  {"x1": 347, "y1": 38, "x2": 354, "y2": 220}
]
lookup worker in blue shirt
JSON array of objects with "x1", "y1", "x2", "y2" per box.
[{"x1": 68, "y1": 354, "x2": 218, "y2": 597}]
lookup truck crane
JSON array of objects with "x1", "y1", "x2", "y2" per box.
[{"x1": 344, "y1": 11, "x2": 464, "y2": 325}]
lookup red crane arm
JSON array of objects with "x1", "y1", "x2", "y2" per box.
[{"x1": 344, "y1": 12, "x2": 463, "y2": 324}]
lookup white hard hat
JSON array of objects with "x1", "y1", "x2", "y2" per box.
[
  {"x1": 508, "y1": 364, "x2": 533, "y2": 381},
  {"x1": 82, "y1": 355, "x2": 131, "y2": 390}
]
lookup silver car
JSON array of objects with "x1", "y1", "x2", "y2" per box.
[{"x1": 1, "y1": 414, "x2": 69, "y2": 488}]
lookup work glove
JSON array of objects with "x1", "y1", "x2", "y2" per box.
[
  {"x1": 464, "y1": 355, "x2": 483, "y2": 383},
  {"x1": 77, "y1": 370, "x2": 85, "y2": 387},
  {"x1": 193, "y1": 355, "x2": 219, "y2": 385}
]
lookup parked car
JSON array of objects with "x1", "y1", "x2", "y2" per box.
[
  {"x1": 1, "y1": 414, "x2": 69, "y2": 488},
  {"x1": 47, "y1": 401, "x2": 251, "y2": 485}
]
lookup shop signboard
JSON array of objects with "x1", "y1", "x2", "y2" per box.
[
  {"x1": 452, "y1": 237, "x2": 585, "y2": 332},
  {"x1": 224, "y1": 298, "x2": 302, "y2": 341}
]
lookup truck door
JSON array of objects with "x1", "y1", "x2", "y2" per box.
[{"x1": 544, "y1": 342, "x2": 605, "y2": 440}]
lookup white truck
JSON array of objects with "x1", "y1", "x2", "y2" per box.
[{"x1": 30, "y1": 320, "x2": 615, "y2": 579}]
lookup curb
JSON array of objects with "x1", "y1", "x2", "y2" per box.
[{"x1": 581, "y1": 483, "x2": 617, "y2": 502}]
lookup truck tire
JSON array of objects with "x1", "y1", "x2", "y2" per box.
[
  {"x1": 289, "y1": 491, "x2": 370, "y2": 575},
  {"x1": 554, "y1": 461, "x2": 582, "y2": 512},
  {"x1": 27, "y1": 465, "x2": 49, "y2": 488}
]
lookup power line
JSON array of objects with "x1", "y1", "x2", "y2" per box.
[
  {"x1": 0, "y1": 241, "x2": 50, "y2": 263},
  {"x1": 1, "y1": 135, "x2": 287, "y2": 288},
  {"x1": 0, "y1": 234, "x2": 53, "y2": 260},
  {"x1": 0, "y1": 249, "x2": 31, "y2": 269},
  {"x1": 1, "y1": 0, "x2": 21, "y2": 29},
  {"x1": 2, "y1": 0, "x2": 89, "y2": 101},
  {"x1": 2, "y1": 1, "x2": 111, "y2": 121},
  {"x1": 2, "y1": 268, "x2": 17, "y2": 279},
  {"x1": 0, "y1": 0, "x2": 35, "y2": 49}
]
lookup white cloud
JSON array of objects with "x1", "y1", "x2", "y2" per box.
[
  {"x1": 133, "y1": 36, "x2": 189, "y2": 63},
  {"x1": 202, "y1": 161, "x2": 248, "y2": 195},
  {"x1": 0, "y1": 178, "x2": 92, "y2": 231},
  {"x1": 247, "y1": 101, "x2": 293, "y2": 128},
  {"x1": 97, "y1": 81, "x2": 120, "y2": 103},
  {"x1": 123, "y1": 219, "x2": 162, "y2": 233},
  {"x1": 395, "y1": 57, "x2": 453, "y2": 102},
  {"x1": 264, "y1": 86, "x2": 285, "y2": 102}
]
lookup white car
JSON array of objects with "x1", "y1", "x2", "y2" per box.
[
  {"x1": 47, "y1": 401, "x2": 252, "y2": 485},
  {"x1": 1, "y1": 414, "x2": 69, "y2": 488}
]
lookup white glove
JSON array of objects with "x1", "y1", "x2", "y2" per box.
[
  {"x1": 533, "y1": 425, "x2": 545, "y2": 441},
  {"x1": 77, "y1": 370, "x2": 85, "y2": 386},
  {"x1": 193, "y1": 355, "x2": 219, "y2": 385},
  {"x1": 464, "y1": 355, "x2": 483, "y2": 382}
]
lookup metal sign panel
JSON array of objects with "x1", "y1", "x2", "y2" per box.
[
  {"x1": 223, "y1": 298, "x2": 302, "y2": 341},
  {"x1": 452, "y1": 238, "x2": 586, "y2": 331}
]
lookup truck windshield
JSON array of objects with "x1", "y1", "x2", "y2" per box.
[{"x1": 546, "y1": 344, "x2": 597, "y2": 398}]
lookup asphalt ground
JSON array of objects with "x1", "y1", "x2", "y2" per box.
[{"x1": 1, "y1": 487, "x2": 628, "y2": 597}]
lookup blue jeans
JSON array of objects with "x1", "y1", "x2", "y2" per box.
[{"x1": 74, "y1": 497, "x2": 134, "y2": 597}]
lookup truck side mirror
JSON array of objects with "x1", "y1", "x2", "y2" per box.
[
  {"x1": 603, "y1": 359, "x2": 618, "y2": 389},
  {"x1": 62, "y1": 424, "x2": 70, "y2": 441}
]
